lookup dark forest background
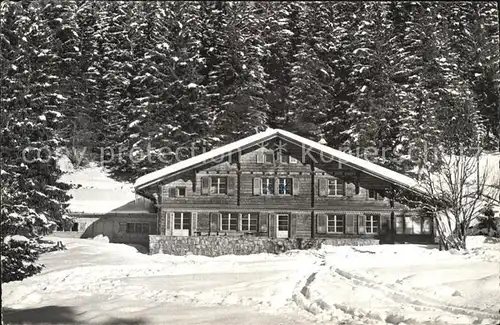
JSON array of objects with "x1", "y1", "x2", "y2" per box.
[{"x1": 0, "y1": 1, "x2": 498, "y2": 280}]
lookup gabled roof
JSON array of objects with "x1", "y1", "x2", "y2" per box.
[{"x1": 134, "y1": 128, "x2": 425, "y2": 195}]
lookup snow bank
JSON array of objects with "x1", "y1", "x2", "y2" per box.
[{"x1": 92, "y1": 234, "x2": 109, "y2": 243}]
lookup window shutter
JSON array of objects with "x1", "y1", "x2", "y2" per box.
[
  {"x1": 345, "y1": 182, "x2": 356, "y2": 197},
  {"x1": 201, "y1": 176, "x2": 210, "y2": 195},
  {"x1": 355, "y1": 181, "x2": 360, "y2": 195},
  {"x1": 268, "y1": 213, "x2": 277, "y2": 238},
  {"x1": 169, "y1": 187, "x2": 177, "y2": 198},
  {"x1": 318, "y1": 178, "x2": 328, "y2": 197},
  {"x1": 345, "y1": 215, "x2": 355, "y2": 234},
  {"x1": 274, "y1": 177, "x2": 279, "y2": 194},
  {"x1": 238, "y1": 213, "x2": 242, "y2": 231},
  {"x1": 316, "y1": 214, "x2": 327, "y2": 234},
  {"x1": 290, "y1": 214, "x2": 297, "y2": 238},
  {"x1": 168, "y1": 212, "x2": 175, "y2": 235},
  {"x1": 358, "y1": 215, "x2": 366, "y2": 234},
  {"x1": 292, "y1": 178, "x2": 300, "y2": 195},
  {"x1": 191, "y1": 212, "x2": 197, "y2": 236},
  {"x1": 256, "y1": 152, "x2": 264, "y2": 164},
  {"x1": 227, "y1": 176, "x2": 236, "y2": 196},
  {"x1": 150, "y1": 222, "x2": 158, "y2": 234},
  {"x1": 258, "y1": 213, "x2": 268, "y2": 233},
  {"x1": 253, "y1": 177, "x2": 262, "y2": 196},
  {"x1": 210, "y1": 212, "x2": 219, "y2": 233}
]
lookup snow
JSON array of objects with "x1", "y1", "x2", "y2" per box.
[
  {"x1": 128, "y1": 119, "x2": 141, "y2": 128},
  {"x1": 3, "y1": 235, "x2": 29, "y2": 244},
  {"x1": 187, "y1": 82, "x2": 198, "y2": 89},
  {"x1": 2, "y1": 236, "x2": 499, "y2": 325},
  {"x1": 59, "y1": 163, "x2": 143, "y2": 214},
  {"x1": 134, "y1": 129, "x2": 425, "y2": 196}
]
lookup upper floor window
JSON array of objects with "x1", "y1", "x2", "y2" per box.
[
  {"x1": 365, "y1": 214, "x2": 379, "y2": 233},
  {"x1": 262, "y1": 177, "x2": 275, "y2": 195},
  {"x1": 368, "y1": 189, "x2": 383, "y2": 200},
  {"x1": 328, "y1": 179, "x2": 344, "y2": 196},
  {"x1": 211, "y1": 177, "x2": 227, "y2": 195},
  {"x1": 220, "y1": 212, "x2": 238, "y2": 231},
  {"x1": 327, "y1": 214, "x2": 344, "y2": 233},
  {"x1": 264, "y1": 152, "x2": 274, "y2": 164},
  {"x1": 279, "y1": 153, "x2": 289, "y2": 164},
  {"x1": 278, "y1": 177, "x2": 292, "y2": 195}
]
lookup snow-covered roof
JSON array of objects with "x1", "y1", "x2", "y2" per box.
[
  {"x1": 59, "y1": 161, "x2": 153, "y2": 214},
  {"x1": 135, "y1": 128, "x2": 425, "y2": 195}
]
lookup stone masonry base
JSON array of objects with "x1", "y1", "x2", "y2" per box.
[{"x1": 149, "y1": 235, "x2": 380, "y2": 256}]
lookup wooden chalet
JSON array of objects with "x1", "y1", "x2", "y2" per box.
[{"x1": 134, "y1": 128, "x2": 434, "y2": 244}]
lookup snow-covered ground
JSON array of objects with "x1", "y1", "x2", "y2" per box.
[{"x1": 3, "y1": 236, "x2": 500, "y2": 325}]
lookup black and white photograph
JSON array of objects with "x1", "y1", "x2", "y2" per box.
[{"x1": 1, "y1": 1, "x2": 499, "y2": 324}]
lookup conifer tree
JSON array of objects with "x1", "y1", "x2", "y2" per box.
[{"x1": 1, "y1": 1, "x2": 71, "y2": 282}]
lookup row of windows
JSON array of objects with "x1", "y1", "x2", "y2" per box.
[
  {"x1": 261, "y1": 177, "x2": 293, "y2": 195},
  {"x1": 395, "y1": 216, "x2": 432, "y2": 235},
  {"x1": 167, "y1": 177, "x2": 384, "y2": 198},
  {"x1": 173, "y1": 212, "x2": 259, "y2": 232},
  {"x1": 119, "y1": 222, "x2": 151, "y2": 234},
  {"x1": 218, "y1": 213, "x2": 260, "y2": 231},
  {"x1": 171, "y1": 212, "x2": 432, "y2": 235},
  {"x1": 322, "y1": 215, "x2": 432, "y2": 235},
  {"x1": 325, "y1": 214, "x2": 379, "y2": 234}
]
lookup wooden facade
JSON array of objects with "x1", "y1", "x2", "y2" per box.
[{"x1": 136, "y1": 134, "x2": 434, "y2": 244}]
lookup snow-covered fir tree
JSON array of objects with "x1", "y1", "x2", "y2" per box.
[{"x1": 1, "y1": 1, "x2": 71, "y2": 282}]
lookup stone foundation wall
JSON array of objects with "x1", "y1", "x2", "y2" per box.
[{"x1": 149, "y1": 235, "x2": 380, "y2": 256}]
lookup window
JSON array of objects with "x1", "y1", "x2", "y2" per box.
[
  {"x1": 262, "y1": 178, "x2": 275, "y2": 195},
  {"x1": 210, "y1": 177, "x2": 227, "y2": 194},
  {"x1": 220, "y1": 213, "x2": 238, "y2": 231},
  {"x1": 241, "y1": 213, "x2": 258, "y2": 231},
  {"x1": 71, "y1": 223, "x2": 79, "y2": 232},
  {"x1": 404, "y1": 216, "x2": 423, "y2": 234},
  {"x1": 395, "y1": 216, "x2": 404, "y2": 234},
  {"x1": 264, "y1": 152, "x2": 274, "y2": 164},
  {"x1": 177, "y1": 187, "x2": 186, "y2": 197},
  {"x1": 422, "y1": 217, "x2": 432, "y2": 234},
  {"x1": 174, "y1": 212, "x2": 191, "y2": 230},
  {"x1": 278, "y1": 178, "x2": 292, "y2": 195},
  {"x1": 126, "y1": 222, "x2": 150, "y2": 234},
  {"x1": 328, "y1": 179, "x2": 344, "y2": 196},
  {"x1": 327, "y1": 215, "x2": 344, "y2": 233},
  {"x1": 366, "y1": 215, "x2": 379, "y2": 234},
  {"x1": 278, "y1": 215, "x2": 289, "y2": 231},
  {"x1": 368, "y1": 189, "x2": 383, "y2": 200},
  {"x1": 279, "y1": 153, "x2": 289, "y2": 163},
  {"x1": 404, "y1": 216, "x2": 413, "y2": 234}
]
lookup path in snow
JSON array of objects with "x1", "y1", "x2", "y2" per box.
[{"x1": 2, "y1": 236, "x2": 500, "y2": 325}]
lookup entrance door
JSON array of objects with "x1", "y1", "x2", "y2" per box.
[
  {"x1": 173, "y1": 212, "x2": 191, "y2": 236},
  {"x1": 277, "y1": 214, "x2": 289, "y2": 238}
]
